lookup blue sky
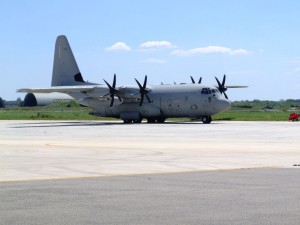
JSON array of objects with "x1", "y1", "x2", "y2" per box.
[{"x1": 1, "y1": 0, "x2": 300, "y2": 101}]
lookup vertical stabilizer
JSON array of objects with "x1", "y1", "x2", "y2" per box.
[{"x1": 51, "y1": 35, "x2": 85, "y2": 86}]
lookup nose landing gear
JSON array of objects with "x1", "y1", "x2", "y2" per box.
[{"x1": 202, "y1": 116, "x2": 212, "y2": 124}]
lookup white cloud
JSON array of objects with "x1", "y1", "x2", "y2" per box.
[
  {"x1": 230, "y1": 49, "x2": 250, "y2": 55},
  {"x1": 142, "y1": 58, "x2": 166, "y2": 64},
  {"x1": 170, "y1": 46, "x2": 250, "y2": 56},
  {"x1": 105, "y1": 42, "x2": 131, "y2": 51},
  {"x1": 139, "y1": 41, "x2": 176, "y2": 49}
]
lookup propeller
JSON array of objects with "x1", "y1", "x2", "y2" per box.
[
  {"x1": 103, "y1": 73, "x2": 122, "y2": 107},
  {"x1": 134, "y1": 75, "x2": 151, "y2": 107},
  {"x1": 190, "y1": 76, "x2": 202, "y2": 84},
  {"x1": 215, "y1": 74, "x2": 228, "y2": 99}
]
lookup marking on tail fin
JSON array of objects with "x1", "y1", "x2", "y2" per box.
[{"x1": 74, "y1": 73, "x2": 84, "y2": 82}]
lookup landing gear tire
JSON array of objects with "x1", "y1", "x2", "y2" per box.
[
  {"x1": 157, "y1": 117, "x2": 166, "y2": 123},
  {"x1": 202, "y1": 116, "x2": 212, "y2": 124},
  {"x1": 133, "y1": 119, "x2": 142, "y2": 123},
  {"x1": 147, "y1": 118, "x2": 156, "y2": 123},
  {"x1": 147, "y1": 117, "x2": 166, "y2": 123}
]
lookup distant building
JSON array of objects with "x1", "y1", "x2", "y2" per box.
[
  {"x1": 263, "y1": 105, "x2": 274, "y2": 110},
  {"x1": 24, "y1": 93, "x2": 73, "y2": 107}
]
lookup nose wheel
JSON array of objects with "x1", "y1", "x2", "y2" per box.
[{"x1": 202, "y1": 116, "x2": 212, "y2": 124}]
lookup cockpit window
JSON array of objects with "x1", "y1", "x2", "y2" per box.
[
  {"x1": 201, "y1": 88, "x2": 220, "y2": 95},
  {"x1": 201, "y1": 88, "x2": 211, "y2": 94}
]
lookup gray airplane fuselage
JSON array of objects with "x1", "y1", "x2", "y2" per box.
[{"x1": 72, "y1": 83, "x2": 230, "y2": 120}]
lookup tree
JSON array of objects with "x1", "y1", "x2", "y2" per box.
[
  {"x1": 0, "y1": 97, "x2": 5, "y2": 108},
  {"x1": 17, "y1": 97, "x2": 24, "y2": 107}
]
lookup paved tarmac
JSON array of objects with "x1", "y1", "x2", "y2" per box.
[
  {"x1": 1, "y1": 169, "x2": 300, "y2": 225},
  {"x1": 0, "y1": 120, "x2": 300, "y2": 224},
  {"x1": 0, "y1": 120, "x2": 300, "y2": 181}
]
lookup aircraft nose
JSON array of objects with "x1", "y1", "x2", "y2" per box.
[{"x1": 215, "y1": 99, "x2": 231, "y2": 113}]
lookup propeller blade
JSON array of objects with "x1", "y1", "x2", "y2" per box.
[
  {"x1": 103, "y1": 74, "x2": 120, "y2": 107},
  {"x1": 135, "y1": 75, "x2": 151, "y2": 107},
  {"x1": 215, "y1": 75, "x2": 228, "y2": 99},
  {"x1": 139, "y1": 95, "x2": 144, "y2": 107},
  {"x1": 190, "y1": 76, "x2": 195, "y2": 84},
  {"x1": 223, "y1": 92, "x2": 228, "y2": 99},
  {"x1": 215, "y1": 74, "x2": 248, "y2": 98},
  {"x1": 143, "y1": 75, "x2": 147, "y2": 89},
  {"x1": 112, "y1": 73, "x2": 116, "y2": 88},
  {"x1": 222, "y1": 74, "x2": 226, "y2": 87},
  {"x1": 145, "y1": 94, "x2": 151, "y2": 103},
  {"x1": 110, "y1": 95, "x2": 114, "y2": 107},
  {"x1": 198, "y1": 77, "x2": 202, "y2": 84},
  {"x1": 103, "y1": 79, "x2": 112, "y2": 90},
  {"x1": 135, "y1": 78, "x2": 143, "y2": 90},
  {"x1": 191, "y1": 76, "x2": 202, "y2": 84},
  {"x1": 215, "y1": 76, "x2": 222, "y2": 92},
  {"x1": 117, "y1": 95, "x2": 122, "y2": 101}
]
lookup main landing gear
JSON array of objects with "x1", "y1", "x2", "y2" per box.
[
  {"x1": 147, "y1": 117, "x2": 166, "y2": 124},
  {"x1": 123, "y1": 117, "x2": 211, "y2": 124},
  {"x1": 202, "y1": 116, "x2": 212, "y2": 124},
  {"x1": 123, "y1": 119, "x2": 142, "y2": 124},
  {"x1": 123, "y1": 117, "x2": 166, "y2": 124}
]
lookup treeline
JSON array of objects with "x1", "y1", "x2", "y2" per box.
[
  {"x1": 0, "y1": 97, "x2": 5, "y2": 108},
  {"x1": 0, "y1": 97, "x2": 24, "y2": 108},
  {"x1": 232, "y1": 99, "x2": 300, "y2": 110}
]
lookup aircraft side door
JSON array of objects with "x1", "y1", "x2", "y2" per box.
[
  {"x1": 160, "y1": 95, "x2": 187, "y2": 116},
  {"x1": 160, "y1": 96, "x2": 174, "y2": 116}
]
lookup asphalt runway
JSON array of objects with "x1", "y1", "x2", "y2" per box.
[
  {"x1": 1, "y1": 169, "x2": 300, "y2": 225},
  {"x1": 0, "y1": 120, "x2": 300, "y2": 224}
]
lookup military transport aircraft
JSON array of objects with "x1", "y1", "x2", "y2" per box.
[{"x1": 18, "y1": 35, "x2": 247, "y2": 124}]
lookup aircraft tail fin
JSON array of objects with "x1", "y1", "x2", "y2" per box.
[{"x1": 51, "y1": 35, "x2": 92, "y2": 86}]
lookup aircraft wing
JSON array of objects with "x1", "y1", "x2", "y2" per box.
[
  {"x1": 17, "y1": 85, "x2": 98, "y2": 93},
  {"x1": 17, "y1": 85, "x2": 146, "y2": 104},
  {"x1": 226, "y1": 85, "x2": 248, "y2": 88}
]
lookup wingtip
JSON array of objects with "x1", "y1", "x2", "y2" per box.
[{"x1": 17, "y1": 88, "x2": 30, "y2": 93}]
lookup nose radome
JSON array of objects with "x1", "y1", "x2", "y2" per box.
[{"x1": 215, "y1": 99, "x2": 231, "y2": 112}]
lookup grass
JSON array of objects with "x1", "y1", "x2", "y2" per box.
[
  {"x1": 0, "y1": 101, "x2": 112, "y2": 120},
  {"x1": 212, "y1": 100, "x2": 299, "y2": 121},
  {"x1": 0, "y1": 100, "x2": 299, "y2": 121},
  {"x1": 212, "y1": 110, "x2": 289, "y2": 121}
]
